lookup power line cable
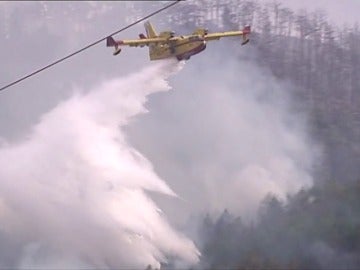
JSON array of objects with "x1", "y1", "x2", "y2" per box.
[{"x1": 0, "y1": 0, "x2": 183, "y2": 92}]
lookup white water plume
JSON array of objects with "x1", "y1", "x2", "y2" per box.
[{"x1": 0, "y1": 59, "x2": 199, "y2": 269}]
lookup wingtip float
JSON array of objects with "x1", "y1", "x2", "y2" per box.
[{"x1": 106, "y1": 21, "x2": 251, "y2": 61}]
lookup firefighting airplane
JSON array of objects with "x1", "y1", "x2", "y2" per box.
[{"x1": 106, "y1": 21, "x2": 251, "y2": 61}]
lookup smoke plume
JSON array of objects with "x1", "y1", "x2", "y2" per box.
[
  {"x1": 126, "y1": 48, "x2": 318, "y2": 225},
  {"x1": 0, "y1": 59, "x2": 199, "y2": 269}
]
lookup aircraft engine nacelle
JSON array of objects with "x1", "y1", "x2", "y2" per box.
[
  {"x1": 192, "y1": 28, "x2": 208, "y2": 36},
  {"x1": 159, "y1": 31, "x2": 175, "y2": 39}
]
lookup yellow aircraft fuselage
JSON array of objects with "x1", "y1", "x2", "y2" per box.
[
  {"x1": 149, "y1": 36, "x2": 206, "y2": 61},
  {"x1": 106, "y1": 22, "x2": 251, "y2": 61}
]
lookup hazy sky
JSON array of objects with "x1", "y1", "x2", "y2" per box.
[{"x1": 260, "y1": 0, "x2": 360, "y2": 26}]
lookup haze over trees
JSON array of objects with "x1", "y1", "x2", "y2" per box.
[{"x1": 137, "y1": 0, "x2": 360, "y2": 268}]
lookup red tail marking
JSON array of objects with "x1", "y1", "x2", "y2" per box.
[
  {"x1": 106, "y1": 36, "x2": 123, "y2": 47},
  {"x1": 106, "y1": 36, "x2": 116, "y2": 47}
]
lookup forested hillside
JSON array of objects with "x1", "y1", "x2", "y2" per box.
[
  {"x1": 196, "y1": 180, "x2": 360, "y2": 269},
  {"x1": 135, "y1": 1, "x2": 360, "y2": 268}
]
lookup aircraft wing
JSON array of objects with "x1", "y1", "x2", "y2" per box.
[
  {"x1": 205, "y1": 31, "x2": 244, "y2": 40},
  {"x1": 205, "y1": 26, "x2": 251, "y2": 45},
  {"x1": 107, "y1": 36, "x2": 168, "y2": 48},
  {"x1": 106, "y1": 36, "x2": 170, "y2": 55}
]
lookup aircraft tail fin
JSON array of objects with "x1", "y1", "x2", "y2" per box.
[
  {"x1": 106, "y1": 36, "x2": 122, "y2": 56},
  {"x1": 106, "y1": 36, "x2": 117, "y2": 47},
  {"x1": 144, "y1": 21, "x2": 158, "y2": 38}
]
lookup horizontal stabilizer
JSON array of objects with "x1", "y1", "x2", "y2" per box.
[
  {"x1": 113, "y1": 48, "x2": 121, "y2": 56},
  {"x1": 241, "y1": 39, "x2": 250, "y2": 45}
]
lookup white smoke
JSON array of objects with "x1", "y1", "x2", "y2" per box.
[
  {"x1": 0, "y1": 59, "x2": 199, "y2": 269},
  {"x1": 125, "y1": 50, "x2": 318, "y2": 224}
]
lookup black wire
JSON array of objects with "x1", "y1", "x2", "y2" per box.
[{"x1": 0, "y1": 0, "x2": 183, "y2": 92}]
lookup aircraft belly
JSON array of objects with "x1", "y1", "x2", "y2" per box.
[
  {"x1": 177, "y1": 42, "x2": 198, "y2": 54},
  {"x1": 175, "y1": 42, "x2": 206, "y2": 60},
  {"x1": 149, "y1": 41, "x2": 206, "y2": 60}
]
